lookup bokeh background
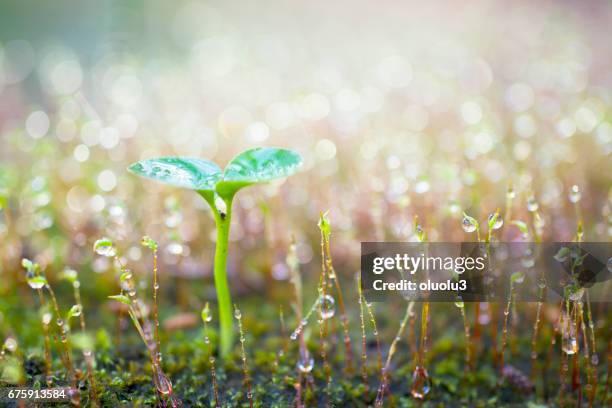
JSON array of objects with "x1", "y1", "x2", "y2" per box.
[{"x1": 1, "y1": 0, "x2": 612, "y2": 332}]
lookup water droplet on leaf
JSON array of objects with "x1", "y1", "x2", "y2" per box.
[{"x1": 93, "y1": 238, "x2": 117, "y2": 257}]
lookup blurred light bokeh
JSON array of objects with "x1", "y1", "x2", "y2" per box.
[{"x1": 0, "y1": 0, "x2": 611, "y2": 284}]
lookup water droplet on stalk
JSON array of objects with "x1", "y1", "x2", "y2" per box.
[
  {"x1": 4, "y1": 338, "x2": 17, "y2": 352},
  {"x1": 568, "y1": 185, "x2": 581, "y2": 203},
  {"x1": 42, "y1": 313, "x2": 52, "y2": 325},
  {"x1": 527, "y1": 196, "x2": 538, "y2": 212},
  {"x1": 454, "y1": 297, "x2": 464, "y2": 308},
  {"x1": 70, "y1": 305, "x2": 82, "y2": 317},
  {"x1": 568, "y1": 287, "x2": 584, "y2": 301},
  {"x1": 537, "y1": 278, "x2": 547, "y2": 289},
  {"x1": 462, "y1": 217, "x2": 477, "y2": 233},
  {"x1": 201, "y1": 303, "x2": 212, "y2": 323},
  {"x1": 560, "y1": 312, "x2": 579, "y2": 355},
  {"x1": 319, "y1": 295, "x2": 335, "y2": 320},
  {"x1": 488, "y1": 213, "x2": 504, "y2": 230},
  {"x1": 297, "y1": 356, "x2": 314, "y2": 373},
  {"x1": 410, "y1": 366, "x2": 431, "y2": 399},
  {"x1": 155, "y1": 370, "x2": 173, "y2": 395},
  {"x1": 506, "y1": 187, "x2": 516, "y2": 199}
]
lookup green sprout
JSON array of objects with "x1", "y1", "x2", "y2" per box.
[{"x1": 128, "y1": 147, "x2": 303, "y2": 356}]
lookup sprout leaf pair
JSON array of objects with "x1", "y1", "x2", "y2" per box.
[{"x1": 129, "y1": 147, "x2": 303, "y2": 356}]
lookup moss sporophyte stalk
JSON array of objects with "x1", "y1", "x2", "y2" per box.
[{"x1": 128, "y1": 147, "x2": 303, "y2": 356}]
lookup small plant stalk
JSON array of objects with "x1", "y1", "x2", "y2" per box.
[
  {"x1": 213, "y1": 198, "x2": 234, "y2": 357},
  {"x1": 234, "y1": 306, "x2": 253, "y2": 408},
  {"x1": 317, "y1": 241, "x2": 332, "y2": 402},
  {"x1": 72, "y1": 279, "x2": 99, "y2": 407},
  {"x1": 357, "y1": 275, "x2": 369, "y2": 398},
  {"x1": 45, "y1": 284, "x2": 79, "y2": 406},
  {"x1": 287, "y1": 240, "x2": 314, "y2": 405},
  {"x1": 320, "y1": 213, "x2": 354, "y2": 373},
  {"x1": 35, "y1": 289, "x2": 53, "y2": 387},
  {"x1": 375, "y1": 301, "x2": 413, "y2": 408},
  {"x1": 109, "y1": 252, "x2": 181, "y2": 407},
  {"x1": 364, "y1": 301, "x2": 382, "y2": 375},
  {"x1": 152, "y1": 247, "x2": 161, "y2": 364},
  {"x1": 457, "y1": 302, "x2": 473, "y2": 372},
  {"x1": 499, "y1": 281, "x2": 516, "y2": 377},
  {"x1": 202, "y1": 311, "x2": 220, "y2": 407},
  {"x1": 530, "y1": 282, "x2": 546, "y2": 380}
]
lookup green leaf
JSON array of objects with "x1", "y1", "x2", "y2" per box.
[
  {"x1": 128, "y1": 157, "x2": 222, "y2": 191},
  {"x1": 67, "y1": 305, "x2": 82, "y2": 320},
  {"x1": 27, "y1": 276, "x2": 47, "y2": 286},
  {"x1": 554, "y1": 247, "x2": 570, "y2": 262},
  {"x1": 487, "y1": 212, "x2": 499, "y2": 230},
  {"x1": 21, "y1": 258, "x2": 34, "y2": 272},
  {"x1": 61, "y1": 268, "x2": 78, "y2": 283},
  {"x1": 318, "y1": 211, "x2": 331, "y2": 240},
  {"x1": 511, "y1": 271, "x2": 525, "y2": 284},
  {"x1": 140, "y1": 235, "x2": 158, "y2": 251},
  {"x1": 216, "y1": 147, "x2": 303, "y2": 198},
  {"x1": 511, "y1": 220, "x2": 529, "y2": 235},
  {"x1": 108, "y1": 294, "x2": 131, "y2": 305}
]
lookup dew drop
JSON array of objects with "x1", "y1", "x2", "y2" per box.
[
  {"x1": 568, "y1": 185, "x2": 581, "y2": 203},
  {"x1": 4, "y1": 338, "x2": 17, "y2": 352},
  {"x1": 201, "y1": 304, "x2": 213, "y2": 323},
  {"x1": 319, "y1": 295, "x2": 336, "y2": 320},
  {"x1": 560, "y1": 312, "x2": 579, "y2": 355},
  {"x1": 527, "y1": 196, "x2": 539, "y2": 212},
  {"x1": 155, "y1": 371, "x2": 173, "y2": 395},
  {"x1": 488, "y1": 213, "x2": 504, "y2": 230},
  {"x1": 27, "y1": 275, "x2": 46, "y2": 289},
  {"x1": 410, "y1": 366, "x2": 431, "y2": 399},
  {"x1": 537, "y1": 278, "x2": 547, "y2": 289},
  {"x1": 42, "y1": 312, "x2": 52, "y2": 325},
  {"x1": 568, "y1": 287, "x2": 584, "y2": 301},
  {"x1": 454, "y1": 298, "x2": 464, "y2": 308},
  {"x1": 70, "y1": 305, "x2": 82, "y2": 317},
  {"x1": 234, "y1": 308, "x2": 242, "y2": 320},
  {"x1": 93, "y1": 238, "x2": 117, "y2": 257},
  {"x1": 297, "y1": 356, "x2": 314, "y2": 373},
  {"x1": 462, "y1": 217, "x2": 477, "y2": 233}
]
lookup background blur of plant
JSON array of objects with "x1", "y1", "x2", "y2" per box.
[{"x1": 1, "y1": 0, "x2": 610, "y2": 282}]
